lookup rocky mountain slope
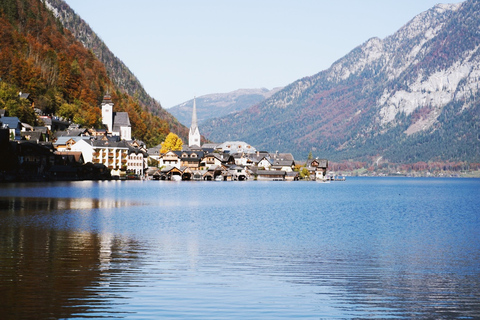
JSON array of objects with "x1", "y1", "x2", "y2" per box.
[
  {"x1": 169, "y1": 87, "x2": 282, "y2": 127},
  {"x1": 44, "y1": 0, "x2": 188, "y2": 140},
  {"x1": 202, "y1": 0, "x2": 480, "y2": 162}
]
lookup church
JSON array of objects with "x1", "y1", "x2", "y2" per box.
[
  {"x1": 101, "y1": 94, "x2": 132, "y2": 141},
  {"x1": 188, "y1": 97, "x2": 201, "y2": 147}
]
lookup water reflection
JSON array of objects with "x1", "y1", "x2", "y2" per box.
[
  {"x1": 0, "y1": 197, "x2": 142, "y2": 319},
  {"x1": 0, "y1": 179, "x2": 479, "y2": 319},
  {"x1": 0, "y1": 196, "x2": 132, "y2": 213},
  {"x1": 0, "y1": 225, "x2": 143, "y2": 319}
]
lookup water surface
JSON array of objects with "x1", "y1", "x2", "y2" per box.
[{"x1": 1, "y1": 178, "x2": 479, "y2": 319}]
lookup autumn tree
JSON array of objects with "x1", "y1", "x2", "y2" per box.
[{"x1": 160, "y1": 132, "x2": 183, "y2": 153}]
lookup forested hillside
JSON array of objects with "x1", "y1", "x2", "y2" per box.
[
  {"x1": 0, "y1": 0, "x2": 179, "y2": 146},
  {"x1": 202, "y1": 0, "x2": 480, "y2": 163},
  {"x1": 43, "y1": 0, "x2": 188, "y2": 141}
]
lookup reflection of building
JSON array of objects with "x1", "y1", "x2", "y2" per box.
[
  {"x1": 0, "y1": 196, "x2": 141, "y2": 319},
  {"x1": 101, "y1": 95, "x2": 131, "y2": 140}
]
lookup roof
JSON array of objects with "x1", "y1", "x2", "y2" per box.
[
  {"x1": 255, "y1": 170, "x2": 286, "y2": 176},
  {"x1": 21, "y1": 131, "x2": 43, "y2": 142},
  {"x1": 113, "y1": 112, "x2": 131, "y2": 127},
  {"x1": 306, "y1": 159, "x2": 328, "y2": 168},
  {"x1": 91, "y1": 139, "x2": 130, "y2": 148},
  {"x1": 216, "y1": 141, "x2": 257, "y2": 154},
  {"x1": 53, "y1": 136, "x2": 89, "y2": 146},
  {"x1": 270, "y1": 153, "x2": 294, "y2": 161},
  {"x1": 202, "y1": 143, "x2": 218, "y2": 149},
  {"x1": 102, "y1": 94, "x2": 113, "y2": 104},
  {"x1": 0, "y1": 117, "x2": 21, "y2": 129},
  {"x1": 271, "y1": 159, "x2": 294, "y2": 167}
]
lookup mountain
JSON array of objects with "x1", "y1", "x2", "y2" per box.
[
  {"x1": 0, "y1": 0, "x2": 181, "y2": 146},
  {"x1": 43, "y1": 0, "x2": 188, "y2": 141},
  {"x1": 169, "y1": 87, "x2": 282, "y2": 127},
  {"x1": 202, "y1": 0, "x2": 480, "y2": 163}
]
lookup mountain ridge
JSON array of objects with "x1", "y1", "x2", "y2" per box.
[
  {"x1": 202, "y1": 0, "x2": 480, "y2": 162},
  {"x1": 168, "y1": 87, "x2": 282, "y2": 126},
  {"x1": 44, "y1": 0, "x2": 188, "y2": 140},
  {"x1": 0, "y1": 0, "x2": 179, "y2": 146}
]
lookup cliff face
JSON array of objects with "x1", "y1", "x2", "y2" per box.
[{"x1": 202, "y1": 1, "x2": 480, "y2": 162}]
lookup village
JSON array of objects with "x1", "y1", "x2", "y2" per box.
[{"x1": 0, "y1": 94, "x2": 329, "y2": 182}]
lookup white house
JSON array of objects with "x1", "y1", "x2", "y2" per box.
[
  {"x1": 158, "y1": 151, "x2": 181, "y2": 169},
  {"x1": 70, "y1": 139, "x2": 94, "y2": 163}
]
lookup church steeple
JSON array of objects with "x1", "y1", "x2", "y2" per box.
[{"x1": 189, "y1": 97, "x2": 201, "y2": 147}]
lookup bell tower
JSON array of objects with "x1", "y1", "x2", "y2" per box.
[{"x1": 101, "y1": 94, "x2": 113, "y2": 133}]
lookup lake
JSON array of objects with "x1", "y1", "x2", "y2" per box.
[{"x1": 1, "y1": 178, "x2": 479, "y2": 319}]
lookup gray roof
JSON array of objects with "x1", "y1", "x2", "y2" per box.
[
  {"x1": 271, "y1": 159, "x2": 294, "y2": 167},
  {"x1": 113, "y1": 112, "x2": 131, "y2": 130},
  {"x1": 255, "y1": 170, "x2": 286, "y2": 176},
  {"x1": 91, "y1": 140, "x2": 130, "y2": 148},
  {"x1": 270, "y1": 153, "x2": 294, "y2": 161},
  {"x1": 306, "y1": 159, "x2": 328, "y2": 168}
]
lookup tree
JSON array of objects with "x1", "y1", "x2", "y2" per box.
[
  {"x1": 300, "y1": 167, "x2": 310, "y2": 180},
  {"x1": 160, "y1": 133, "x2": 183, "y2": 153}
]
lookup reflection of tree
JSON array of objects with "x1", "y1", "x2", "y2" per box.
[{"x1": 0, "y1": 199, "x2": 142, "y2": 319}]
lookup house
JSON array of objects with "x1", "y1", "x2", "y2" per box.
[
  {"x1": 202, "y1": 153, "x2": 224, "y2": 169},
  {"x1": 201, "y1": 153, "x2": 235, "y2": 169},
  {"x1": 0, "y1": 117, "x2": 22, "y2": 140},
  {"x1": 306, "y1": 158, "x2": 329, "y2": 180},
  {"x1": 176, "y1": 150, "x2": 204, "y2": 169},
  {"x1": 159, "y1": 151, "x2": 181, "y2": 169},
  {"x1": 21, "y1": 131, "x2": 46, "y2": 143},
  {"x1": 127, "y1": 148, "x2": 147, "y2": 176},
  {"x1": 227, "y1": 165, "x2": 248, "y2": 181},
  {"x1": 38, "y1": 116, "x2": 70, "y2": 131},
  {"x1": 270, "y1": 159, "x2": 295, "y2": 172},
  {"x1": 215, "y1": 141, "x2": 256, "y2": 154},
  {"x1": 54, "y1": 151, "x2": 85, "y2": 166},
  {"x1": 147, "y1": 144, "x2": 162, "y2": 161},
  {"x1": 15, "y1": 141, "x2": 55, "y2": 177},
  {"x1": 90, "y1": 140, "x2": 130, "y2": 171},
  {"x1": 159, "y1": 165, "x2": 183, "y2": 181},
  {"x1": 70, "y1": 139, "x2": 94, "y2": 163},
  {"x1": 53, "y1": 136, "x2": 90, "y2": 151},
  {"x1": 254, "y1": 169, "x2": 286, "y2": 181}
]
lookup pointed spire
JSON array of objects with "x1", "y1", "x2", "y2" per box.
[
  {"x1": 189, "y1": 96, "x2": 201, "y2": 147},
  {"x1": 191, "y1": 97, "x2": 198, "y2": 130}
]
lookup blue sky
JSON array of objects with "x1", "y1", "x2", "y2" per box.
[{"x1": 64, "y1": 0, "x2": 464, "y2": 109}]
